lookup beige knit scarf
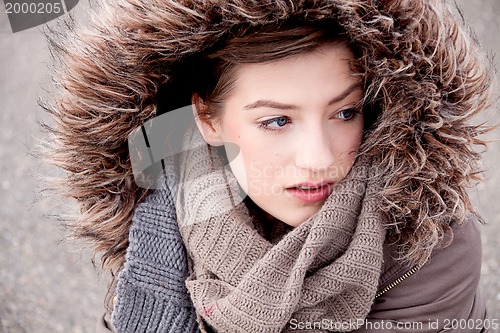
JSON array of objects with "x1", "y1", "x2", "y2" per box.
[{"x1": 175, "y1": 128, "x2": 386, "y2": 333}]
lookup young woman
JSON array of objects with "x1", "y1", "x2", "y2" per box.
[{"x1": 45, "y1": 0, "x2": 496, "y2": 332}]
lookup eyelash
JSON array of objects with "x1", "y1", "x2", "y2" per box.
[
  {"x1": 258, "y1": 116, "x2": 292, "y2": 131},
  {"x1": 257, "y1": 107, "x2": 361, "y2": 132}
]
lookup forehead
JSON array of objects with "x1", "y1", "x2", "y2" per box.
[{"x1": 227, "y1": 43, "x2": 358, "y2": 104}]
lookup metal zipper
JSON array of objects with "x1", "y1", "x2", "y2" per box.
[{"x1": 375, "y1": 265, "x2": 421, "y2": 298}]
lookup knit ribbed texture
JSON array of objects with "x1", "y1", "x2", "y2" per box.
[
  {"x1": 112, "y1": 188, "x2": 201, "y2": 333},
  {"x1": 176, "y1": 129, "x2": 386, "y2": 333}
]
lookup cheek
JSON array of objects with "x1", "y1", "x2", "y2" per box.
[
  {"x1": 229, "y1": 138, "x2": 285, "y2": 197},
  {"x1": 345, "y1": 117, "x2": 365, "y2": 152},
  {"x1": 331, "y1": 121, "x2": 364, "y2": 174},
  {"x1": 348, "y1": 127, "x2": 364, "y2": 153},
  {"x1": 224, "y1": 131, "x2": 269, "y2": 195},
  {"x1": 227, "y1": 151, "x2": 249, "y2": 192},
  {"x1": 334, "y1": 131, "x2": 362, "y2": 156}
]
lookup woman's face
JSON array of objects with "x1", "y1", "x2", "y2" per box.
[{"x1": 199, "y1": 42, "x2": 364, "y2": 227}]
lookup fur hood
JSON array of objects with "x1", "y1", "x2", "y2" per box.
[{"x1": 45, "y1": 0, "x2": 496, "y2": 270}]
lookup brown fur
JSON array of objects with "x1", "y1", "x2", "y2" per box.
[{"x1": 43, "y1": 0, "x2": 497, "y2": 271}]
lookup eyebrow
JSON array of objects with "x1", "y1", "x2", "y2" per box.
[{"x1": 243, "y1": 82, "x2": 363, "y2": 111}]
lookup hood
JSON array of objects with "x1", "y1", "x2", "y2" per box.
[{"x1": 45, "y1": 0, "x2": 496, "y2": 270}]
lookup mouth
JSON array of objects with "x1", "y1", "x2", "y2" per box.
[{"x1": 285, "y1": 182, "x2": 335, "y2": 203}]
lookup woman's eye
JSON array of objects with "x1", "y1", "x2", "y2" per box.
[
  {"x1": 336, "y1": 108, "x2": 357, "y2": 121},
  {"x1": 259, "y1": 116, "x2": 291, "y2": 130}
]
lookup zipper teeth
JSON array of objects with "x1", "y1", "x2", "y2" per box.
[{"x1": 375, "y1": 265, "x2": 421, "y2": 298}]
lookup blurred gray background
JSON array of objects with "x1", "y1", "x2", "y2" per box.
[{"x1": 1, "y1": 1, "x2": 499, "y2": 332}]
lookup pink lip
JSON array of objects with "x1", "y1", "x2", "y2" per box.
[{"x1": 285, "y1": 182, "x2": 335, "y2": 203}]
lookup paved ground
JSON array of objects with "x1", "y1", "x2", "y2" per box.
[{"x1": 0, "y1": 1, "x2": 499, "y2": 332}]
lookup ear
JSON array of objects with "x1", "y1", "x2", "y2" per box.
[{"x1": 192, "y1": 95, "x2": 224, "y2": 146}]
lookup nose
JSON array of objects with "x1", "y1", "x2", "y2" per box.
[{"x1": 294, "y1": 125, "x2": 335, "y2": 172}]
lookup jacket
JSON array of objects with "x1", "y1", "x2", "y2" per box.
[{"x1": 95, "y1": 188, "x2": 488, "y2": 333}]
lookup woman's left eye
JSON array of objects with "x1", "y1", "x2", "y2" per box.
[{"x1": 335, "y1": 108, "x2": 357, "y2": 121}]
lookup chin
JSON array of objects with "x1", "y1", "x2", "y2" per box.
[
  {"x1": 248, "y1": 197, "x2": 321, "y2": 228},
  {"x1": 283, "y1": 220, "x2": 305, "y2": 228},
  {"x1": 274, "y1": 210, "x2": 317, "y2": 228}
]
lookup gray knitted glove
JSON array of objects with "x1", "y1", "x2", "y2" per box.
[{"x1": 112, "y1": 186, "x2": 201, "y2": 333}]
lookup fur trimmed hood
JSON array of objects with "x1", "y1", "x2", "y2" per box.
[{"x1": 45, "y1": 0, "x2": 496, "y2": 270}]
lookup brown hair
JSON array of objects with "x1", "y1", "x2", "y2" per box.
[{"x1": 186, "y1": 21, "x2": 358, "y2": 123}]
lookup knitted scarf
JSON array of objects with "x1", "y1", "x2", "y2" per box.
[{"x1": 175, "y1": 129, "x2": 386, "y2": 333}]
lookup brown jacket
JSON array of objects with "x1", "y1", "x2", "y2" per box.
[
  {"x1": 97, "y1": 217, "x2": 488, "y2": 333},
  {"x1": 358, "y1": 217, "x2": 488, "y2": 332}
]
